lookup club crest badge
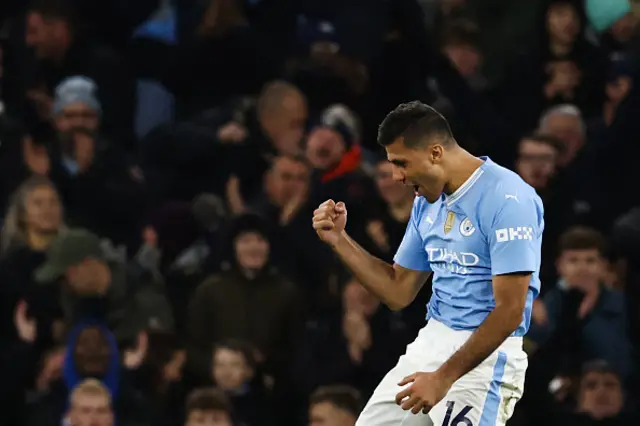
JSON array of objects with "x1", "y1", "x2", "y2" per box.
[{"x1": 460, "y1": 217, "x2": 476, "y2": 237}]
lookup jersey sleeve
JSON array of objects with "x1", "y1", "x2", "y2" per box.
[
  {"x1": 393, "y1": 201, "x2": 431, "y2": 271},
  {"x1": 485, "y1": 191, "x2": 543, "y2": 276}
]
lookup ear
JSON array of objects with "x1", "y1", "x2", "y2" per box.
[{"x1": 430, "y1": 144, "x2": 444, "y2": 162}]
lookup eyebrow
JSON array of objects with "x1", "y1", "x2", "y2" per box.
[{"x1": 389, "y1": 159, "x2": 407, "y2": 167}]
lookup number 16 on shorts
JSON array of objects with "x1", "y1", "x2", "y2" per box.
[{"x1": 442, "y1": 401, "x2": 473, "y2": 426}]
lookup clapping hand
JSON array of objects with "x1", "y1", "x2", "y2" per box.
[{"x1": 14, "y1": 300, "x2": 37, "y2": 343}]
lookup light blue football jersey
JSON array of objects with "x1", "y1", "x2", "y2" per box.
[{"x1": 394, "y1": 157, "x2": 544, "y2": 337}]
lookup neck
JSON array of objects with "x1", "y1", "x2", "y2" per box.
[
  {"x1": 443, "y1": 149, "x2": 484, "y2": 195},
  {"x1": 27, "y1": 230, "x2": 57, "y2": 251},
  {"x1": 549, "y1": 39, "x2": 572, "y2": 56},
  {"x1": 388, "y1": 196, "x2": 413, "y2": 222}
]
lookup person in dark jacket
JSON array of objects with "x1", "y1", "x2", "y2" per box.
[
  {"x1": 186, "y1": 214, "x2": 299, "y2": 382},
  {"x1": 34, "y1": 228, "x2": 175, "y2": 343}
]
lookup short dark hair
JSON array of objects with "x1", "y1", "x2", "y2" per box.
[
  {"x1": 377, "y1": 101, "x2": 454, "y2": 148},
  {"x1": 269, "y1": 154, "x2": 309, "y2": 171},
  {"x1": 185, "y1": 387, "x2": 231, "y2": 414},
  {"x1": 213, "y1": 339, "x2": 257, "y2": 370},
  {"x1": 520, "y1": 133, "x2": 565, "y2": 154},
  {"x1": 558, "y1": 226, "x2": 607, "y2": 255},
  {"x1": 309, "y1": 385, "x2": 363, "y2": 416}
]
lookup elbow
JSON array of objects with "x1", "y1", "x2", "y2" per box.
[
  {"x1": 385, "y1": 294, "x2": 413, "y2": 312},
  {"x1": 503, "y1": 308, "x2": 524, "y2": 333},
  {"x1": 498, "y1": 304, "x2": 525, "y2": 332}
]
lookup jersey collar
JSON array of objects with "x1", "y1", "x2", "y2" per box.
[{"x1": 444, "y1": 156, "x2": 490, "y2": 207}]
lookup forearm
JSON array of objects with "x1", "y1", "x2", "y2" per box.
[
  {"x1": 333, "y1": 232, "x2": 411, "y2": 310},
  {"x1": 439, "y1": 305, "x2": 522, "y2": 382}
]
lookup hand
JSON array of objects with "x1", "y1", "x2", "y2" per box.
[
  {"x1": 226, "y1": 175, "x2": 246, "y2": 215},
  {"x1": 73, "y1": 132, "x2": 95, "y2": 172},
  {"x1": 217, "y1": 122, "x2": 247, "y2": 143},
  {"x1": 366, "y1": 220, "x2": 390, "y2": 251},
  {"x1": 22, "y1": 137, "x2": 50, "y2": 175},
  {"x1": 343, "y1": 312, "x2": 372, "y2": 350},
  {"x1": 395, "y1": 371, "x2": 454, "y2": 414},
  {"x1": 27, "y1": 88, "x2": 53, "y2": 120},
  {"x1": 280, "y1": 189, "x2": 307, "y2": 225},
  {"x1": 14, "y1": 301, "x2": 37, "y2": 343},
  {"x1": 36, "y1": 348, "x2": 65, "y2": 391},
  {"x1": 531, "y1": 299, "x2": 548, "y2": 326},
  {"x1": 123, "y1": 331, "x2": 149, "y2": 369},
  {"x1": 312, "y1": 200, "x2": 347, "y2": 246}
]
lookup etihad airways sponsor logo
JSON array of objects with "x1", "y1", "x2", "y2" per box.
[{"x1": 426, "y1": 247, "x2": 480, "y2": 275}]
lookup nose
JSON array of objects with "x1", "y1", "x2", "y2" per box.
[{"x1": 391, "y1": 167, "x2": 405, "y2": 183}]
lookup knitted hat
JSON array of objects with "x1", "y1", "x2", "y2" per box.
[
  {"x1": 311, "y1": 104, "x2": 360, "y2": 148},
  {"x1": 53, "y1": 76, "x2": 102, "y2": 116},
  {"x1": 585, "y1": 0, "x2": 631, "y2": 33}
]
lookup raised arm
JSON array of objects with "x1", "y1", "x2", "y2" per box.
[{"x1": 313, "y1": 200, "x2": 431, "y2": 310}]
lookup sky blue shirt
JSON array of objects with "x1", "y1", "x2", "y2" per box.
[{"x1": 394, "y1": 157, "x2": 544, "y2": 336}]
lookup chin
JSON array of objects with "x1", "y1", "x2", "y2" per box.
[{"x1": 423, "y1": 193, "x2": 441, "y2": 204}]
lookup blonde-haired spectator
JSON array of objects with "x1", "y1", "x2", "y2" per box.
[
  {"x1": 66, "y1": 379, "x2": 114, "y2": 426},
  {"x1": 1, "y1": 175, "x2": 65, "y2": 255}
]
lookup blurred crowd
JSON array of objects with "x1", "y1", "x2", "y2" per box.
[{"x1": 0, "y1": 0, "x2": 639, "y2": 425}]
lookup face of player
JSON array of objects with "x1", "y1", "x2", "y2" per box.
[
  {"x1": 68, "y1": 394, "x2": 114, "y2": 426},
  {"x1": 516, "y1": 140, "x2": 557, "y2": 189},
  {"x1": 234, "y1": 231, "x2": 269, "y2": 270},
  {"x1": 186, "y1": 409, "x2": 232, "y2": 426},
  {"x1": 385, "y1": 138, "x2": 446, "y2": 204},
  {"x1": 546, "y1": 3, "x2": 579, "y2": 45},
  {"x1": 309, "y1": 402, "x2": 356, "y2": 426},
  {"x1": 375, "y1": 161, "x2": 414, "y2": 205},
  {"x1": 23, "y1": 184, "x2": 63, "y2": 234},
  {"x1": 212, "y1": 348, "x2": 253, "y2": 391},
  {"x1": 556, "y1": 249, "x2": 603, "y2": 291},
  {"x1": 578, "y1": 372, "x2": 623, "y2": 420}
]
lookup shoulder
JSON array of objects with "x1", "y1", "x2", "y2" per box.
[{"x1": 479, "y1": 162, "x2": 542, "y2": 215}]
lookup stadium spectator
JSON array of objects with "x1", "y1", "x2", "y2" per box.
[{"x1": 0, "y1": 1, "x2": 639, "y2": 425}]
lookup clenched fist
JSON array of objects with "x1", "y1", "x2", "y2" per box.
[{"x1": 312, "y1": 199, "x2": 347, "y2": 246}]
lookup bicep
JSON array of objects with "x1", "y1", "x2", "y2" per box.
[{"x1": 393, "y1": 264, "x2": 432, "y2": 299}]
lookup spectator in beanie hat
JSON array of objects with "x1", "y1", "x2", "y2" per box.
[
  {"x1": 305, "y1": 104, "x2": 376, "y2": 215},
  {"x1": 52, "y1": 76, "x2": 102, "y2": 135}
]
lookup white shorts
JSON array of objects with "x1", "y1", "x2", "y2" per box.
[{"x1": 356, "y1": 319, "x2": 527, "y2": 426}]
